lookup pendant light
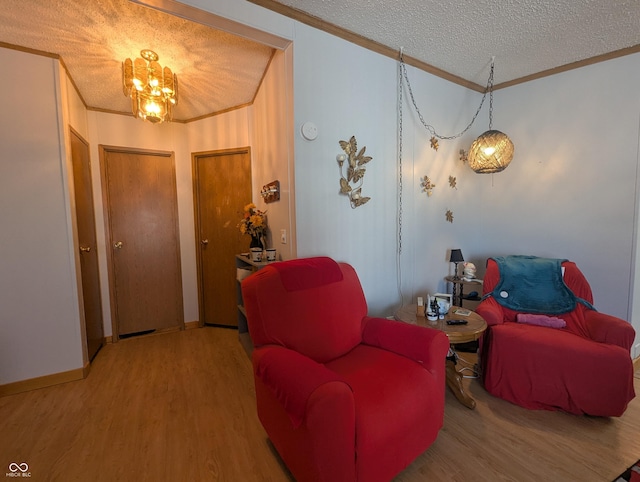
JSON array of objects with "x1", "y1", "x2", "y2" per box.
[
  {"x1": 468, "y1": 59, "x2": 514, "y2": 174},
  {"x1": 122, "y1": 49, "x2": 178, "y2": 124}
]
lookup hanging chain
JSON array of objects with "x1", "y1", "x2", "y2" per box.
[
  {"x1": 399, "y1": 51, "x2": 494, "y2": 140},
  {"x1": 398, "y1": 57, "x2": 403, "y2": 256},
  {"x1": 488, "y1": 62, "x2": 494, "y2": 129},
  {"x1": 396, "y1": 50, "x2": 404, "y2": 306},
  {"x1": 396, "y1": 52, "x2": 495, "y2": 306},
  {"x1": 397, "y1": 50, "x2": 405, "y2": 305}
]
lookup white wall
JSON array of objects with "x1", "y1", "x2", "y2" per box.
[
  {"x1": 632, "y1": 102, "x2": 640, "y2": 357},
  {"x1": 466, "y1": 54, "x2": 640, "y2": 323},
  {"x1": 291, "y1": 23, "x2": 482, "y2": 315},
  {"x1": 65, "y1": 73, "x2": 89, "y2": 139},
  {"x1": 291, "y1": 23, "x2": 640, "y2": 323},
  {"x1": 0, "y1": 48, "x2": 84, "y2": 384},
  {"x1": 3, "y1": 3, "x2": 638, "y2": 385},
  {"x1": 250, "y1": 46, "x2": 296, "y2": 260},
  {"x1": 182, "y1": 1, "x2": 640, "y2": 347}
]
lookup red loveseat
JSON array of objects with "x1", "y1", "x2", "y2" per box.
[
  {"x1": 476, "y1": 256, "x2": 635, "y2": 416},
  {"x1": 241, "y1": 257, "x2": 449, "y2": 482}
]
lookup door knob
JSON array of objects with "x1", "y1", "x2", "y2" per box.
[
  {"x1": 80, "y1": 246, "x2": 91, "y2": 253},
  {"x1": 114, "y1": 241, "x2": 123, "y2": 249},
  {"x1": 201, "y1": 239, "x2": 209, "y2": 245}
]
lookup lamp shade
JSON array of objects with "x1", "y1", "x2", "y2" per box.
[
  {"x1": 449, "y1": 249, "x2": 464, "y2": 263},
  {"x1": 468, "y1": 130, "x2": 514, "y2": 174}
]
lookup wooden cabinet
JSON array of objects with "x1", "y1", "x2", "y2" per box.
[{"x1": 236, "y1": 254, "x2": 271, "y2": 355}]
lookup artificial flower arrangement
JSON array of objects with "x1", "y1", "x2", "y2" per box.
[{"x1": 238, "y1": 203, "x2": 267, "y2": 245}]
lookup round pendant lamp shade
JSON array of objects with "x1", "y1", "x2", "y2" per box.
[{"x1": 468, "y1": 130, "x2": 514, "y2": 174}]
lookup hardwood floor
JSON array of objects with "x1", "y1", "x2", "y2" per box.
[{"x1": 1, "y1": 327, "x2": 638, "y2": 482}]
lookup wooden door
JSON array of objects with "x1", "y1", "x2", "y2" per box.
[
  {"x1": 100, "y1": 146, "x2": 184, "y2": 338},
  {"x1": 193, "y1": 148, "x2": 252, "y2": 327},
  {"x1": 70, "y1": 129, "x2": 104, "y2": 360}
]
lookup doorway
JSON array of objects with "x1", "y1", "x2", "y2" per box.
[
  {"x1": 100, "y1": 146, "x2": 184, "y2": 339},
  {"x1": 193, "y1": 148, "x2": 252, "y2": 327},
  {"x1": 70, "y1": 128, "x2": 104, "y2": 360}
]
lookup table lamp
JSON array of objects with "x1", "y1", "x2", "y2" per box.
[{"x1": 450, "y1": 249, "x2": 464, "y2": 280}]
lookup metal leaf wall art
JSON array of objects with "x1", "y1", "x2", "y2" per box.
[
  {"x1": 446, "y1": 209, "x2": 454, "y2": 223},
  {"x1": 337, "y1": 136, "x2": 373, "y2": 208},
  {"x1": 421, "y1": 176, "x2": 436, "y2": 196}
]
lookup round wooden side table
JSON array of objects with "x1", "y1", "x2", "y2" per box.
[{"x1": 395, "y1": 304, "x2": 487, "y2": 409}]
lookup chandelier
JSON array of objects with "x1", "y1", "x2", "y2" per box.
[
  {"x1": 122, "y1": 49, "x2": 178, "y2": 124},
  {"x1": 467, "y1": 59, "x2": 514, "y2": 173}
]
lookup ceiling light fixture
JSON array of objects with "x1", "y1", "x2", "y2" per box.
[
  {"x1": 467, "y1": 58, "x2": 514, "y2": 174},
  {"x1": 399, "y1": 51, "x2": 514, "y2": 174},
  {"x1": 122, "y1": 49, "x2": 178, "y2": 124}
]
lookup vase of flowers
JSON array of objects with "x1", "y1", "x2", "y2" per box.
[
  {"x1": 239, "y1": 203, "x2": 267, "y2": 250},
  {"x1": 249, "y1": 236, "x2": 263, "y2": 250}
]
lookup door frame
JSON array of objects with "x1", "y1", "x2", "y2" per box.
[
  {"x1": 192, "y1": 147, "x2": 251, "y2": 328},
  {"x1": 99, "y1": 144, "x2": 184, "y2": 340}
]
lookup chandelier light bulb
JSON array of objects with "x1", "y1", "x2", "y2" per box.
[{"x1": 145, "y1": 101, "x2": 161, "y2": 115}]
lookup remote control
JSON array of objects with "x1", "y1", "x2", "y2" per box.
[{"x1": 446, "y1": 319, "x2": 468, "y2": 325}]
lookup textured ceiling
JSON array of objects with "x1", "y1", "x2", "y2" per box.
[
  {"x1": 0, "y1": 0, "x2": 638, "y2": 122},
  {"x1": 0, "y1": 0, "x2": 274, "y2": 121},
  {"x1": 262, "y1": 0, "x2": 640, "y2": 86}
]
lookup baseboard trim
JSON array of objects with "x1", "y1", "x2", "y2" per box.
[
  {"x1": 185, "y1": 320, "x2": 200, "y2": 330},
  {"x1": 0, "y1": 365, "x2": 87, "y2": 397}
]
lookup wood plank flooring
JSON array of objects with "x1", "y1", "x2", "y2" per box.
[{"x1": 1, "y1": 327, "x2": 638, "y2": 482}]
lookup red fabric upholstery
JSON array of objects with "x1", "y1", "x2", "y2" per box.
[
  {"x1": 477, "y1": 258, "x2": 636, "y2": 416},
  {"x1": 243, "y1": 257, "x2": 365, "y2": 363},
  {"x1": 271, "y1": 256, "x2": 344, "y2": 291},
  {"x1": 242, "y1": 257, "x2": 449, "y2": 482}
]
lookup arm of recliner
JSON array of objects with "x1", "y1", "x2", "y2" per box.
[
  {"x1": 252, "y1": 345, "x2": 353, "y2": 429},
  {"x1": 583, "y1": 310, "x2": 635, "y2": 351},
  {"x1": 475, "y1": 297, "x2": 505, "y2": 326},
  {"x1": 361, "y1": 316, "x2": 449, "y2": 379}
]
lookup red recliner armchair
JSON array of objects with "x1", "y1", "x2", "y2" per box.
[
  {"x1": 476, "y1": 255, "x2": 635, "y2": 416},
  {"x1": 241, "y1": 257, "x2": 449, "y2": 482}
]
